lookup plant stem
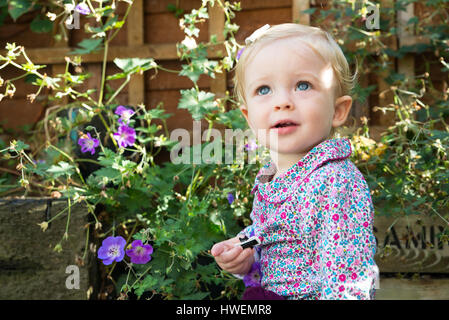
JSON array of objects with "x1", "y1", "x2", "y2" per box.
[
  {"x1": 105, "y1": 75, "x2": 130, "y2": 106},
  {"x1": 98, "y1": 40, "x2": 109, "y2": 106}
]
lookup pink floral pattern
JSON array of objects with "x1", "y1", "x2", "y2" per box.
[{"x1": 239, "y1": 138, "x2": 378, "y2": 300}]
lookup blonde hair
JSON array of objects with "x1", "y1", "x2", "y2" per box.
[{"x1": 232, "y1": 23, "x2": 358, "y2": 138}]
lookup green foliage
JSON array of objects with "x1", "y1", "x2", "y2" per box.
[
  {"x1": 7, "y1": 0, "x2": 33, "y2": 21},
  {"x1": 178, "y1": 89, "x2": 218, "y2": 121},
  {"x1": 70, "y1": 38, "x2": 103, "y2": 55},
  {"x1": 30, "y1": 15, "x2": 53, "y2": 33}
]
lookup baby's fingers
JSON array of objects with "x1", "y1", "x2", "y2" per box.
[
  {"x1": 211, "y1": 243, "x2": 225, "y2": 257},
  {"x1": 216, "y1": 244, "x2": 243, "y2": 263},
  {"x1": 221, "y1": 247, "x2": 254, "y2": 269}
]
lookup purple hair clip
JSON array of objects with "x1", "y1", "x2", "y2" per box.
[{"x1": 236, "y1": 47, "x2": 245, "y2": 61}]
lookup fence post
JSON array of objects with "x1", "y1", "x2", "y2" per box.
[
  {"x1": 208, "y1": 2, "x2": 227, "y2": 101},
  {"x1": 397, "y1": 1, "x2": 416, "y2": 98},
  {"x1": 127, "y1": 0, "x2": 145, "y2": 106},
  {"x1": 292, "y1": 0, "x2": 310, "y2": 25}
]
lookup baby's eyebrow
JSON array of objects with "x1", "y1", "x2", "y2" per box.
[
  {"x1": 248, "y1": 72, "x2": 320, "y2": 89},
  {"x1": 248, "y1": 75, "x2": 271, "y2": 89},
  {"x1": 293, "y1": 72, "x2": 320, "y2": 83}
]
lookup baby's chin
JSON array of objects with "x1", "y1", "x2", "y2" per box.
[{"x1": 266, "y1": 145, "x2": 313, "y2": 157}]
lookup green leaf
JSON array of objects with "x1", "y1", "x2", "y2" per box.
[
  {"x1": 30, "y1": 15, "x2": 53, "y2": 33},
  {"x1": 13, "y1": 140, "x2": 30, "y2": 152},
  {"x1": 93, "y1": 167, "x2": 121, "y2": 182},
  {"x1": 97, "y1": 148, "x2": 120, "y2": 167},
  {"x1": 182, "y1": 291, "x2": 209, "y2": 300},
  {"x1": 70, "y1": 38, "x2": 103, "y2": 55},
  {"x1": 216, "y1": 108, "x2": 248, "y2": 130},
  {"x1": 177, "y1": 89, "x2": 217, "y2": 121},
  {"x1": 8, "y1": 0, "x2": 33, "y2": 21},
  {"x1": 25, "y1": 73, "x2": 39, "y2": 84},
  {"x1": 46, "y1": 161, "x2": 75, "y2": 178},
  {"x1": 179, "y1": 58, "x2": 218, "y2": 84},
  {"x1": 113, "y1": 57, "x2": 157, "y2": 74},
  {"x1": 90, "y1": 15, "x2": 118, "y2": 33},
  {"x1": 133, "y1": 275, "x2": 157, "y2": 298}
]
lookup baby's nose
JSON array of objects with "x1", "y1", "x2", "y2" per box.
[
  {"x1": 274, "y1": 96, "x2": 294, "y2": 110},
  {"x1": 273, "y1": 89, "x2": 295, "y2": 110}
]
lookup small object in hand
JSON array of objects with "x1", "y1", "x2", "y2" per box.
[{"x1": 236, "y1": 236, "x2": 260, "y2": 249}]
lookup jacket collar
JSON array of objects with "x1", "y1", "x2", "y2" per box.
[{"x1": 251, "y1": 138, "x2": 352, "y2": 204}]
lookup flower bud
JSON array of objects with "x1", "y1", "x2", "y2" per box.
[
  {"x1": 19, "y1": 178, "x2": 29, "y2": 188},
  {"x1": 53, "y1": 243, "x2": 63, "y2": 253},
  {"x1": 37, "y1": 221, "x2": 49, "y2": 232}
]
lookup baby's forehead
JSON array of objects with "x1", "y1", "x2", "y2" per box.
[
  {"x1": 250, "y1": 39, "x2": 334, "y2": 77},
  {"x1": 261, "y1": 36, "x2": 327, "y2": 63},
  {"x1": 244, "y1": 37, "x2": 338, "y2": 94}
]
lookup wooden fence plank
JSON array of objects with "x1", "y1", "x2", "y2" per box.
[
  {"x1": 397, "y1": 1, "x2": 416, "y2": 87},
  {"x1": 51, "y1": 21, "x2": 69, "y2": 108},
  {"x1": 292, "y1": 0, "x2": 310, "y2": 25},
  {"x1": 374, "y1": 57, "x2": 396, "y2": 127},
  {"x1": 0, "y1": 43, "x2": 220, "y2": 65},
  {"x1": 208, "y1": 2, "x2": 226, "y2": 100}
]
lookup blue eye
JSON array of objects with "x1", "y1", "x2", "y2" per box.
[
  {"x1": 297, "y1": 82, "x2": 310, "y2": 91},
  {"x1": 256, "y1": 86, "x2": 271, "y2": 95}
]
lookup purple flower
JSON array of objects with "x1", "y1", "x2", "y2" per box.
[
  {"x1": 113, "y1": 124, "x2": 136, "y2": 148},
  {"x1": 125, "y1": 240, "x2": 153, "y2": 264},
  {"x1": 236, "y1": 47, "x2": 245, "y2": 61},
  {"x1": 78, "y1": 132, "x2": 100, "y2": 155},
  {"x1": 243, "y1": 261, "x2": 262, "y2": 287},
  {"x1": 75, "y1": 3, "x2": 90, "y2": 15},
  {"x1": 114, "y1": 105, "x2": 135, "y2": 124},
  {"x1": 97, "y1": 236, "x2": 126, "y2": 265},
  {"x1": 244, "y1": 139, "x2": 258, "y2": 151},
  {"x1": 227, "y1": 192, "x2": 235, "y2": 204}
]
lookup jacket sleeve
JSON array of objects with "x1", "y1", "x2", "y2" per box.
[
  {"x1": 237, "y1": 193, "x2": 259, "y2": 240},
  {"x1": 234, "y1": 193, "x2": 261, "y2": 280},
  {"x1": 317, "y1": 173, "x2": 379, "y2": 300}
]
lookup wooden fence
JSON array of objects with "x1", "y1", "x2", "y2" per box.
[{"x1": 2, "y1": 0, "x2": 446, "y2": 135}]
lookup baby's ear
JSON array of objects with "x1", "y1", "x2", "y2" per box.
[
  {"x1": 239, "y1": 104, "x2": 249, "y2": 121},
  {"x1": 239, "y1": 105, "x2": 255, "y2": 133},
  {"x1": 332, "y1": 95, "x2": 352, "y2": 127}
]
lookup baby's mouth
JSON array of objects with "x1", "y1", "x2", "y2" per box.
[
  {"x1": 272, "y1": 123, "x2": 298, "y2": 128},
  {"x1": 270, "y1": 121, "x2": 299, "y2": 129},
  {"x1": 269, "y1": 120, "x2": 299, "y2": 134}
]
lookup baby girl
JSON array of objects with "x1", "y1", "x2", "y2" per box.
[{"x1": 211, "y1": 23, "x2": 379, "y2": 300}]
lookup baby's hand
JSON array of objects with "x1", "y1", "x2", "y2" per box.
[{"x1": 211, "y1": 236, "x2": 255, "y2": 275}]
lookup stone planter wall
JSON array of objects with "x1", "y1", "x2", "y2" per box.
[{"x1": 0, "y1": 198, "x2": 97, "y2": 300}]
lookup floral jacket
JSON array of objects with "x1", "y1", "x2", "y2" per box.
[{"x1": 239, "y1": 138, "x2": 379, "y2": 300}]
